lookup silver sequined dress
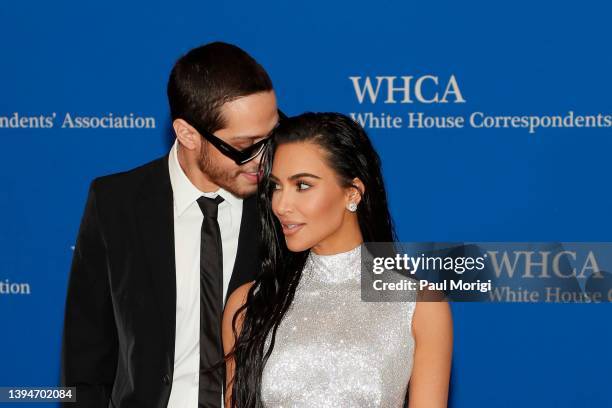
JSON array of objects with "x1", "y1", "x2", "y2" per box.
[{"x1": 261, "y1": 245, "x2": 417, "y2": 407}]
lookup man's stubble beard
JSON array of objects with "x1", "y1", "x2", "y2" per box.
[{"x1": 197, "y1": 144, "x2": 258, "y2": 199}]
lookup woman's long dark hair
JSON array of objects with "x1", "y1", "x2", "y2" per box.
[{"x1": 229, "y1": 112, "x2": 397, "y2": 407}]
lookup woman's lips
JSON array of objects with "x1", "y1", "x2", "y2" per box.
[{"x1": 281, "y1": 223, "x2": 305, "y2": 236}]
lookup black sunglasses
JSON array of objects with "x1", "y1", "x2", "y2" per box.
[{"x1": 195, "y1": 109, "x2": 288, "y2": 165}]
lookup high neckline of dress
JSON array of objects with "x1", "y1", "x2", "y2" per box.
[
  {"x1": 305, "y1": 244, "x2": 362, "y2": 284},
  {"x1": 309, "y1": 244, "x2": 362, "y2": 259}
]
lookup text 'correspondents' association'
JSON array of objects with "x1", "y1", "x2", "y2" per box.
[{"x1": 0, "y1": 112, "x2": 156, "y2": 129}]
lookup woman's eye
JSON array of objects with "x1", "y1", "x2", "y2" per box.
[
  {"x1": 271, "y1": 182, "x2": 281, "y2": 191},
  {"x1": 297, "y1": 182, "x2": 311, "y2": 191}
]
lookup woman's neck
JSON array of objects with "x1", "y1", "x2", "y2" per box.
[{"x1": 310, "y1": 214, "x2": 363, "y2": 256}]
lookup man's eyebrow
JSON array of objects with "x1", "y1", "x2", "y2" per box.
[
  {"x1": 230, "y1": 134, "x2": 268, "y2": 141},
  {"x1": 230, "y1": 114, "x2": 281, "y2": 141}
]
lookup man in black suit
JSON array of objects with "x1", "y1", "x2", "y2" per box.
[{"x1": 61, "y1": 42, "x2": 280, "y2": 408}]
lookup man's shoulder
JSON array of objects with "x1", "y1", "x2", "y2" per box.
[{"x1": 90, "y1": 154, "x2": 169, "y2": 198}]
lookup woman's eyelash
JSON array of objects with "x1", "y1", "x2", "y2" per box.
[{"x1": 270, "y1": 180, "x2": 312, "y2": 191}]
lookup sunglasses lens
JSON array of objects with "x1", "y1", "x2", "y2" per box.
[{"x1": 237, "y1": 141, "x2": 267, "y2": 165}]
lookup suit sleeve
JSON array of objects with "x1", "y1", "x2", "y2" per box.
[{"x1": 61, "y1": 180, "x2": 118, "y2": 407}]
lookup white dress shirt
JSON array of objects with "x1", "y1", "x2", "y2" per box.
[{"x1": 166, "y1": 140, "x2": 243, "y2": 408}]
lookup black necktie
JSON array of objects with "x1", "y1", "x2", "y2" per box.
[{"x1": 197, "y1": 195, "x2": 225, "y2": 408}]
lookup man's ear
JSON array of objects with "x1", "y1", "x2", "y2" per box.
[
  {"x1": 347, "y1": 177, "x2": 365, "y2": 205},
  {"x1": 172, "y1": 118, "x2": 201, "y2": 151}
]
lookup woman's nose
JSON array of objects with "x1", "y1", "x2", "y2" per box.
[{"x1": 274, "y1": 190, "x2": 294, "y2": 215}]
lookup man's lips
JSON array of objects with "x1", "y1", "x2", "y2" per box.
[
  {"x1": 280, "y1": 222, "x2": 305, "y2": 236},
  {"x1": 241, "y1": 170, "x2": 262, "y2": 183}
]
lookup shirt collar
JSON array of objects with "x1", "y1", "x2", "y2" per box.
[{"x1": 168, "y1": 140, "x2": 242, "y2": 217}]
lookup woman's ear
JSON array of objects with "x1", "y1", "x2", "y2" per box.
[
  {"x1": 347, "y1": 177, "x2": 365, "y2": 206},
  {"x1": 172, "y1": 118, "x2": 201, "y2": 151}
]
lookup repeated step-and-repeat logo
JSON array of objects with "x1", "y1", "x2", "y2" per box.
[
  {"x1": 0, "y1": 112, "x2": 156, "y2": 129},
  {"x1": 0, "y1": 279, "x2": 31, "y2": 296},
  {"x1": 348, "y1": 75, "x2": 612, "y2": 133}
]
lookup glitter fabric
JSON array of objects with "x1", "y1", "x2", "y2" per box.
[{"x1": 261, "y1": 245, "x2": 416, "y2": 407}]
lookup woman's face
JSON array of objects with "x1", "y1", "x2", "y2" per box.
[{"x1": 270, "y1": 141, "x2": 361, "y2": 254}]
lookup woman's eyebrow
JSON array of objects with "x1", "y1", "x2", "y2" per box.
[
  {"x1": 269, "y1": 173, "x2": 321, "y2": 182},
  {"x1": 288, "y1": 173, "x2": 321, "y2": 180}
]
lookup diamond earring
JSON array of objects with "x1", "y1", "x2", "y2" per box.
[{"x1": 347, "y1": 202, "x2": 358, "y2": 212}]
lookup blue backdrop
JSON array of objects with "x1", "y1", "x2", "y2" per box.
[{"x1": 1, "y1": 0, "x2": 611, "y2": 406}]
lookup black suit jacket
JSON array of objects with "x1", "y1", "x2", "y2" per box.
[{"x1": 61, "y1": 155, "x2": 261, "y2": 408}]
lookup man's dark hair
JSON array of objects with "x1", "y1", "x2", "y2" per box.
[{"x1": 167, "y1": 42, "x2": 273, "y2": 133}]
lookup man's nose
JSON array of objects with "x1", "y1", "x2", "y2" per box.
[
  {"x1": 251, "y1": 154, "x2": 262, "y2": 168},
  {"x1": 246, "y1": 148, "x2": 266, "y2": 172}
]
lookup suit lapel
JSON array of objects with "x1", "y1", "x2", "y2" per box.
[
  {"x1": 134, "y1": 156, "x2": 259, "y2": 319},
  {"x1": 135, "y1": 156, "x2": 176, "y2": 353},
  {"x1": 225, "y1": 194, "x2": 260, "y2": 305}
]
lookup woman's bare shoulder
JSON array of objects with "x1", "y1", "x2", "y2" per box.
[{"x1": 225, "y1": 281, "x2": 255, "y2": 315}]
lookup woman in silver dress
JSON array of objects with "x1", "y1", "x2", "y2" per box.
[{"x1": 222, "y1": 113, "x2": 452, "y2": 407}]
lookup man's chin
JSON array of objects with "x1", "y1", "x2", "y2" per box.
[{"x1": 221, "y1": 180, "x2": 258, "y2": 199}]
